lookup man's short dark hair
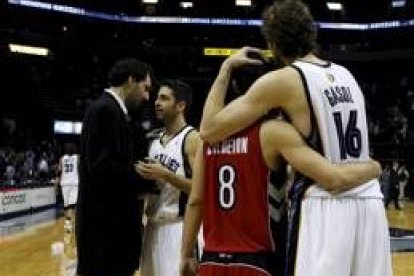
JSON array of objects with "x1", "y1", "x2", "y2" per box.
[
  {"x1": 159, "y1": 79, "x2": 193, "y2": 110},
  {"x1": 261, "y1": 0, "x2": 317, "y2": 59},
  {"x1": 231, "y1": 55, "x2": 276, "y2": 95},
  {"x1": 107, "y1": 58, "x2": 150, "y2": 87}
]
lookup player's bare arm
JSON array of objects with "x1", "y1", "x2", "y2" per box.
[
  {"x1": 160, "y1": 130, "x2": 200, "y2": 193},
  {"x1": 200, "y1": 47, "x2": 311, "y2": 144},
  {"x1": 180, "y1": 145, "x2": 204, "y2": 276},
  {"x1": 261, "y1": 120, "x2": 381, "y2": 193},
  {"x1": 184, "y1": 130, "x2": 202, "y2": 173},
  {"x1": 135, "y1": 131, "x2": 201, "y2": 193},
  {"x1": 136, "y1": 131, "x2": 200, "y2": 194}
]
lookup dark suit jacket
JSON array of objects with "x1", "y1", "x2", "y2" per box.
[{"x1": 76, "y1": 92, "x2": 150, "y2": 276}]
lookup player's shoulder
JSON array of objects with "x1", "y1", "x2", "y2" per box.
[
  {"x1": 185, "y1": 127, "x2": 200, "y2": 140},
  {"x1": 184, "y1": 128, "x2": 201, "y2": 151},
  {"x1": 330, "y1": 61, "x2": 348, "y2": 71},
  {"x1": 261, "y1": 66, "x2": 301, "y2": 83},
  {"x1": 253, "y1": 66, "x2": 303, "y2": 97},
  {"x1": 146, "y1": 128, "x2": 164, "y2": 147}
]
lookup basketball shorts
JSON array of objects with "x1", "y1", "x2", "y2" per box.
[
  {"x1": 294, "y1": 197, "x2": 392, "y2": 276},
  {"x1": 141, "y1": 219, "x2": 183, "y2": 276},
  {"x1": 199, "y1": 252, "x2": 274, "y2": 276},
  {"x1": 61, "y1": 184, "x2": 78, "y2": 207}
]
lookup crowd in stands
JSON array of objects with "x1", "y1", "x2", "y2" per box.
[
  {"x1": 0, "y1": 118, "x2": 58, "y2": 186},
  {"x1": 1, "y1": 57, "x2": 413, "y2": 196}
]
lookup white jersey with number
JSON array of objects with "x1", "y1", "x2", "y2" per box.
[
  {"x1": 145, "y1": 126, "x2": 194, "y2": 221},
  {"x1": 60, "y1": 154, "x2": 79, "y2": 186},
  {"x1": 290, "y1": 61, "x2": 391, "y2": 276},
  {"x1": 292, "y1": 61, "x2": 382, "y2": 198}
]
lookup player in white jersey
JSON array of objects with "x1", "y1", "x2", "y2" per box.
[
  {"x1": 289, "y1": 59, "x2": 390, "y2": 276},
  {"x1": 199, "y1": 1, "x2": 392, "y2": 275},
  {"x1": 57, "y1": 143, "x2": 79, "y2": 253},
  {"x1": 58, "y1": 143, "x2": 79, "y2": 216},
  {"x1": 136, "y1": 79, "x2": 200, "y2": 276}
]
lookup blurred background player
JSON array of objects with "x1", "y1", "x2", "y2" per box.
[
  {"x1": 57, "y1": 142, "x2": 79, "y2": 249},
  {"x1": 398, "y1": 164, "x2": 410, "y2": 208},
  {"x1": 385, "y1": 161, "x2": 403, "y2": 210}
]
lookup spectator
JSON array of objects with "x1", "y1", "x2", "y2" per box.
[
  {"x1": 398, "y1": 164, "x2": 410, "y2": 208},
  {"x1": 385, "y1": 161, "x2": 402, "y2": 210}
]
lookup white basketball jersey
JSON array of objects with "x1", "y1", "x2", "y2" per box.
[
  {"x1": 60, "y1": 154, "x2": 79, "y2": 186},
  {"x1": 292, "y1": 61, "x2": 382, "y2": 198},
  {"x1": 146, "y1": 126, "x2": 194, "y2": 221}
]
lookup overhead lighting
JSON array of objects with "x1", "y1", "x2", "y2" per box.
[
  {"x1": 236, "y1": 0, "x2": 251, "y2": 7},
  {"x1": 180, "y1": 2, "x2": 193, "y2": 9},
  {"x1": 8, "y1": 43, "x2": 49, "y2": 56},
  {"x1": 326, "y1": 2, "x2": 343, "y2": 11},
  {"x1": 392, "y1": 0, "x2": 405, "y2": 8},
  {"x1": 142, "y1": 0, "x2": 158, "y2": 4}
]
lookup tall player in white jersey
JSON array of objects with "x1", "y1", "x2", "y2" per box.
[
  {"x1": 289, "y1": 57, "x2": 391, "y2": 276},
  {"x1": 137, "y1": 79, "x2": 200, "y2": 276},
  {"x1": 58, "y1": 143, "x2": 79, "y2": 241},
  {"x1": 199, "y1": 1, "x2": 392, "y2": 275}
]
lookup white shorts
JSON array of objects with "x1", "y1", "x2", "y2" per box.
[
  {"x1": 141, "y1": 219, "x2": 183, "y2": 276},
  {"x1": 61, "y1": 185, "x2": 78, "y2": 207},
  {"x1": 294, "y1": 197, "x2": 392, "y2": 276}
]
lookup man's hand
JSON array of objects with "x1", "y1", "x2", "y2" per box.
[
  {"x1": 222, "y1": 46, "x2": 264, "y2": 71},
  {"x1": 135, "y1": 158, "x2": 170, "y2": 181},
  {"x1": 180, "y1": 257, "x2": 198, "y2": 276}
]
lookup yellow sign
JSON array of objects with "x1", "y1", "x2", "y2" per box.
[
  {"x1": 203, "y1": 48, "x2": 237, "y2": 56},
  {"x1": 203, "y1": 48, "x2": 272, "y2": 58}
]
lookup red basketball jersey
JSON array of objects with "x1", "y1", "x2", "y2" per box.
[{"x1": 203, "y1": 122, "x2": 274, "y2": 253}]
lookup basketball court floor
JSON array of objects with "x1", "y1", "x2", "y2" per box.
[{"x1": 1, "y1": 203, "x2": 413, "y2": 276}]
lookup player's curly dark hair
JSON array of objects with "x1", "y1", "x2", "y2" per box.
[{"x1": 261, "y1": 0, "x2": 317, "y2": 59}]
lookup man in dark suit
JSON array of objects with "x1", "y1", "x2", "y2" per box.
[{"x1": 76, "y1": 58, "x2": 153, "y2": 276}]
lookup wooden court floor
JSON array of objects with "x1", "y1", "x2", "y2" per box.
[{"x1": 0, "y1": 203, "x2": 413, "y2": 276}]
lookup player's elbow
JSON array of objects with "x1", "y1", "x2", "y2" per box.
[
  {"x1": 319, "y1": 170, "x2": 349, "y2": 193},
  {"x1": 199, "y1": 129, "x2": 209, "y2": 142},
  {"x1": 187, "y1": 195, "x2": 203, "y2": 209},
  {"x1": 372, "y1": 161, "x2": 382, "y2": 179},
  {"x1": 326, "y1": 172, "x2": 352, "y2": 193},
  {"x1": 200, "y1": 128, "x2": 218, "y2": 144}
]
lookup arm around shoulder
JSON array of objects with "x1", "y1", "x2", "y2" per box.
[
  {"x1": 200, "y1": 69, "x2": 292, "y2": 144},
  {"x1": 262, "y1": 120, "x2": 381, "y2": 193}
]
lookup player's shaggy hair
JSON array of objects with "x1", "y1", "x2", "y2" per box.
[{"x1": 261, "y1": 0, "x2": 317, "y2": 59}]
